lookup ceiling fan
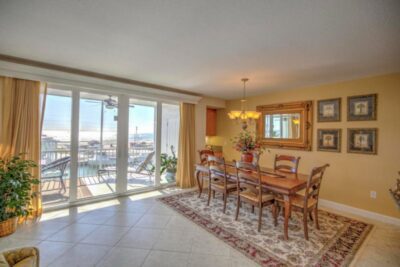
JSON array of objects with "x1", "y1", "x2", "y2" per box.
[
  {"x1": 103, "y1": 95, "x2": 136, "y2": 109},
  {"x1": 104, "y1": 95, "x2": 118, "y2": 109},
  {"x1": 84, "y1": 95, "x2": 135, "y2": 109}
]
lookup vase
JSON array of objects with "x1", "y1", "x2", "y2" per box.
[
  {"x1": 165, "y1": 169, "x2": 176, "y2": 183},
  {"x1": 241, "y1": 152, "x2": 254, "y2": 163},
  {"x1": 0, "y1": 217, "x2": 17, "y2": 237}
]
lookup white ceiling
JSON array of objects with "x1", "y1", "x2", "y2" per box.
[{"x1": 0, "y1": 0, "x2": 399, "y2": 99}]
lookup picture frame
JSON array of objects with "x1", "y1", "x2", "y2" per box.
[
  {"x1": 317, "y1": 129, "x2": 341, "y2": 152},
  {"x1": 317, "y1": 98, "x2": 341, "y2": 122},
  {"x1": 256, "y1": 101, "x2": 313, "y2": 151},
  {"x1": 347, "y1": 128, "x2": 377, "y2": 155},
  {"x1": 347, "y1": 94, "x2": 377, "y2": 121}
]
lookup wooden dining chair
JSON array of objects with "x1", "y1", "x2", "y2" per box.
[
  {"x1": 196, "y1": 149, "x2": 215, "y2": 197},
  {"x1": 275, "y1": 164, "x2": 330, "y2": 240},
  {"x1": 199, "y1": 149, "x2": 214, "y2": 164},
  {"x1": 252, "y1": 151, "x2": 261, "y2": 165},
  {"x1": 274, "y1": 154, "x2": 301, "y2": 174},
  {"x1": 207, "y1": 156, "x2": 237, "y2": 213},
  {"x1": 234, "y1": 161, "x2": 277, "y2": 232}
]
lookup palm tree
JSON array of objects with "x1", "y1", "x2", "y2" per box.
[{"x1": 324, "y1": 135, "x2": 333, "y2": 147}]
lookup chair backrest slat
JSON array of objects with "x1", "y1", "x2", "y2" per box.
[
  {"x1": 303, "y1": 164, "x2": 330, "y2": 207},
  {"x1": 235, "y1": 161, "x2": 263, "y2": 201},
  {"x1": 274, "y1": 154, "x2": 301, "y2": 174},
  {"x1": 252, "y1": 151, "x2": 260, "y2": 165},
  {"x1": 208, "y1": 155, "x2": 228, "y2": 185}
]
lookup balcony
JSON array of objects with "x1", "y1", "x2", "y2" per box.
[{"x1": 40, "y1": 145, "x2": 171, "y2": 206}]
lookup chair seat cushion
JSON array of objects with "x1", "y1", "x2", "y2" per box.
[
  {"x1": 199, "y1": 173, "x2": 210, "y2": 180},
  {"x1": 240, "y1": 189, "x2": 274, "y2": 202},
  {"x1": 0, "y1": 253, "x2": 10, "y2": 267},
  {"x1": 211, "y1": 180, "x2": 237, "y2": 190},
  {"x1": 297, "y1": 189, "x2": 306, "y2": 197},
  {"x1": 276, "y1": 193, "x2": 317, "y2": 208},
  {"x1": 13, "y1": 256, "x2": 37, "y2": 267},
  {"x1": 2, "y1": 247, "x2": 39, "y2": 267}
]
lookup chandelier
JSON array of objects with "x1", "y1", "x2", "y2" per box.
[{"x1": 227, "y1": 78, "x2": 261, "y2": 130}]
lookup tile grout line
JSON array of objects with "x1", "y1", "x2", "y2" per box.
[{"x1": 93, "y1": 203, "x2": 151, "y2": 266}]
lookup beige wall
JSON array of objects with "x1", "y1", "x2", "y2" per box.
[{"x1": 216, "y1": 73, "x2": 400, "y2": 218}]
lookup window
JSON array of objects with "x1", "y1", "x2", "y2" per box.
[
  {"x1": 78, "y1": 92, "x2": 118, "y2": 199},
  {"x1": 127, "y1": 98, "x2": 156, "y2": 191},
  {"x1": 40, "y1": 86, "x2": 180, "y2": 207},
  {"x1": 160, "y1": 103, "x2": 180, "y2": 184},
  {"x1": 41, "y1": 89, "x2": 72, "y2": 205}
]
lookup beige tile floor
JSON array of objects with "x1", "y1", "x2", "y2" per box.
[{"x1": 0, "y1": 188, "x2": 399, "y2": 267}]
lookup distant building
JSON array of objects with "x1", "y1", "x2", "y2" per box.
[
  {"x1": 41, "y1": 135, "x2": 60, "y2": 164},
  {"x1": 42, "y1": 135, "x2": 58, "y2": 151}
]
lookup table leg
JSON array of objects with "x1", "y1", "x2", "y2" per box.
[
  {"x1": 195, "y1": 170, "x2": 202, "y2": 197},
  {"x1": 283, "y1": 195, "x2": 292, "y2": 241}
]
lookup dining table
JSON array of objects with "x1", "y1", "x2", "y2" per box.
[{"x1": 194, "y1": 161, "x2": 311, "y2": 241}]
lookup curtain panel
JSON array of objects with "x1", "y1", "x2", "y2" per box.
[
  {"x1": 0, "y1": 76, "x2": 47, "y2": 220},
  {"x1": 176, "y1": 103, "x2": 196, "y2": 188}
]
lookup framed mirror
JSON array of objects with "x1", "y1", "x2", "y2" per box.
[{"x1": 256, "y1": 101, "x2": 313, "y2": 150}]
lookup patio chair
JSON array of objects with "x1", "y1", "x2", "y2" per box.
[
  {"x1": 41, "y1": 156, "x2": 70, "y2": 193},
  {"x1": 98, "y1": 151, "x2": 155, "y2": 180}
]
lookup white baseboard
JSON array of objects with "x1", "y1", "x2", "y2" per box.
[{"x1": 319, "y1": 198, "x2": 400, "y2": 226}]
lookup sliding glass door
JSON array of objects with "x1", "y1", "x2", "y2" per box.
[
  {"x1": 41, "y1": 89, "x2": 72, "y2": 205},
  {"x1": 40, "y1": 86, "x2": 180, "y2": 207},
  {"x1": 160, "y1": 103, "x2": 180, "y2": 185},
  {"x1": 77, "y1": 92, "x2": 118, "y2": 200},
  {"x1": 127, "y1": 98, "x2": 156, "y2": 191}
]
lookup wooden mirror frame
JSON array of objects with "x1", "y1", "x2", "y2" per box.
[{"x1": 256, "y1": 101, "x2": 313, "y2": 150}]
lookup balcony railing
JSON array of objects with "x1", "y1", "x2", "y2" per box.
[{"x1": 41, "y1": 145, "x2": 154, "y2": 179}]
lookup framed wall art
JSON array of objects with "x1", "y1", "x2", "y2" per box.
[
  {"x1": 317, "y1": 129, "x2": 341, "y2": 152},
  {"x1": 347, "y1": 128, "x2": 377, "y2": 154},
  {"x1": 317, "y1": 98, "x2": 341, "y2": 122},
  {"x1": 347, "y1": 94, "x2": 377, "y2": 121}
]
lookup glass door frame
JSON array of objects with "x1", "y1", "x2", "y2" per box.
[
  {"x1": 155, "y1": 101, "x2": 162, "y2": 187},
  {"x1": 44, "y1": 84, "x2": 177, "y2": 207}
]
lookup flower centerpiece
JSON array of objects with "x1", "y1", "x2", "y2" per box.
[{"x1": 231, "y1": 131, "x2": 264, "y2": 163}]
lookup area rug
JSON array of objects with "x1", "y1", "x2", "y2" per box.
[{"x1": 158, "y1": 191, "x2": 372, "y2": 267}]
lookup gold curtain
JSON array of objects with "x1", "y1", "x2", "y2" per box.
[
  {"x1": 0, "y1": 76, "x2": 47, "y2": 220},
  {"x1": 176, "y1": 103, "x2": 196, "y2": 188}
]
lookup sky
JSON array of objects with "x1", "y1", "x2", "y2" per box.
[{"x1": 43, "y1": 94, "x2": 155, "y2": 141}]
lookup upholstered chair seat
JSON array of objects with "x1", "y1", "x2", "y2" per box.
[
  {"x1": 275, "y1": 193, "x2": 317, "y2": 209},
  {"x1": 212, "y1": 180, "x2": 237, "y2": 190},
  {"x1": 0, "y1": 247, "x2": 39, "y2": 267},
  {"x1": 240, "y1": 189, "x2": 274, "y2": 203}
]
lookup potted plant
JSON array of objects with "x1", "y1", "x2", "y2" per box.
[
  {"x1": 0, "y1": 155, "x2": 39, "y2": 237},
  {"x1": 231, "y1": 131, "x2": 264, "y2": 163},
  {"x1": 160, "y1": 146, "x2": 178, "y2": 182}
]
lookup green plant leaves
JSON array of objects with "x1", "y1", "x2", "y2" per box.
[
  {"x1": 160, "y1": 145, "x2": 177, "y2": 174},
  {"x1": 0, "y1": 154, "x2": 39, "y2": 221}
]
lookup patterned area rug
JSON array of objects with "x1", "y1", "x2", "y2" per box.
[{"x1": 158, "y1": 191, "x2": 372, "y2": 267}]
